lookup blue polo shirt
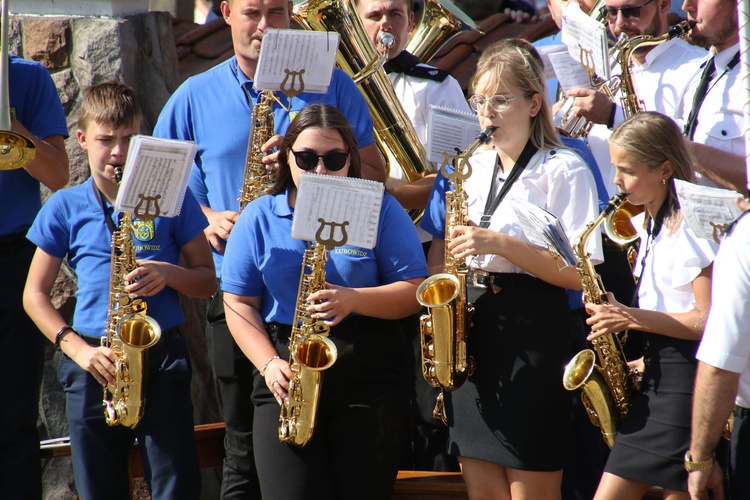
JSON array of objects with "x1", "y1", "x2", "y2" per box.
[
  {"x1": 153, "y1": 56, "x2": 376, "y2": 277},
  {"x1": 27, "y1": 178, "x2": 208, "y2": 336},
  {"x1": 0, "y1": 55, "x2": 69, "y2": 237},
  {"x1": 220, "y1": 185, "x2": 427, "y2": 325}
]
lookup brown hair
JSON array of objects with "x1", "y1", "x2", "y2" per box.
[
  {"x1": 78, "y1": 81, "x2": 142, "y2": 132},
  {"x1": 609, "y1": 111, "x2": 697, "y2": 234},
  {"x1": 472, "y1": 38, "x2": 562, "y2": 151},
  {"x1": 268, "y1": 104, "x2": 362, "y2": 194}
]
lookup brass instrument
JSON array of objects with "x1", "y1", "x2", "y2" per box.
[
  {"x1": 103, "y1": 167, "x2": 162, "y2": 429},
  {"x1": 416, "y1": 126, "x2": 495, "y2": 424},
  {"x1": 618, "y1": 21, "x2": 694, "y2": 119},
  {"x1": 238, "y1": 90, "x2": 275, "y2": 211},
  {"x1": 293, "y1": 0, "x2": 432, "y2": 191},
  {"x1": 279, "y1": 222, "x2": 342, "y2": 447},
  {"x1": 0, "y1": 0, "x2": 35, "y2": 170},
  {"x1": 405, "y1": 0, "x2": 482, "y2": 64},
  {"x1": 554, "y1": 33, "x2": 629, "y2": 138},
  {"x1": 604, "y1": 198, "x2": 644, "y2": 246},
  {"x1": 563, "y1": 193, "x2": 637, "y2": 447}
]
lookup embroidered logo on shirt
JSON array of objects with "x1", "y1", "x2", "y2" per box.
[{"x1": 133, "y1": 220, "x2": 155, "y2": 242}]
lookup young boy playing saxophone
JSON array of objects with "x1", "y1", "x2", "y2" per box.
[{"x1": 23, "y1": 81, "x2": 216, "y2": 500}]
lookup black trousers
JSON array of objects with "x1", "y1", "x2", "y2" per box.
[
  {"x1": 206, "y1": 290, "x2": 262, "y2": 499},
  {"x1": 730, "y1": 406, "x2": 750, "y2": 499},
  {"x1": 0, "y1": 239, "x2": 44, "y2": 500},
  {"x1": 253, "y1": 317, "x2": 411, "y2": 500}
]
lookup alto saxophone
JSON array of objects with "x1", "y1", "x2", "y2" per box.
[
  {"x1": 238, "y1": 90, "x2": 276, "y2": 212},
  {"x1": 279, "y1": 224, "x2": 341, "y2": 447},
  {"x1": 416, "y1": 126, "x2": 496, "y2": 424},
  {"x1": 562, "y1": 193, "x2": 637, "y2": 447},
  {"x1": 103, "y1": 167, "x2": 162, "y2": 429},
  {"x1": 617, "y1": 20, "x2": 694, "y2": 119}
]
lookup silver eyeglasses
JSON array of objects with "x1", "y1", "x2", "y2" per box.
[{"x1": 468, "y1": 94, "x2": 530, "y2": 112}]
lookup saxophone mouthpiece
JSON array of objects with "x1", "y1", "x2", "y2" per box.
[
  {"x1": 112, "y1": 166, "x2": 124, "y2": 184},
  {"x1": 477, "y1": 126, "x2": 497, "y2": 145},
  {"x1": 670, "y1": 20, "x2": 694, "y2": 38}
]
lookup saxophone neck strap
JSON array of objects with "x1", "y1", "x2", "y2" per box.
[
  {"x1": 630, "y1": 199, "x2": 670, "y2": 306},
  {"x1": 479, "y1": 139, "x2": 538, "y2": 229},
  {"x1": 93, "y1": 182, "x2": 118, "y2": 235}
]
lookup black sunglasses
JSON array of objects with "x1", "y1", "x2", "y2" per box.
[
  {"x1": 602, "y1": 0, "x2": 655, "y2": 19},
  {"x1": 291, "y1": 150, "x2": 349, "y2": 171}
]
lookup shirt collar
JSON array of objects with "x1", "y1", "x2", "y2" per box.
[
  {"x1": 640, "y1": 36, "x2": 676, "y2": 69},
  {"x1": 713, "y1": 42, "x2": 740, "y2": 71},
  {"x1": 271, "y1": 185, "x2": 295, "y2": 218}
]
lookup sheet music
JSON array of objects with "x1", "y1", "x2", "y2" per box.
[
  {"x1": 511, "y1": 198, "x2": 576, "y2": 267},
  {"x1": 535, "y1": 44, "x2": 568, "y2": 81},
  {"x1": 292, "y1": 173, "x2": 384, "y2": 249},
  {"x1": 427, "y1": 105, "x2": 483, "y2": 165},
  {"x1": 561, "y1": 2, "x2": 609, "y2": 81},
  {"x1": 674, "y1": 179, "x2": 744, "y2": 241},
  {"x1": 549, "y1": 50, "x2": 595, "y2": 94},
  {"x1": 114, "y1": 135, "x2": 197, "y2": 218},
  {"x1": 254, "y1": 29, "x2": 339, "y2": 94}
]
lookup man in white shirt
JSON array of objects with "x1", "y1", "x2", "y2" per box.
[
  {"x1": 355, "y1": 0, "x2": 471, "y2": 472},
  {"x1": 688, "y1": 212, "x2": 750, "y2": 500},
  {"x1": 681, "y1": 0, "x2": 744, "y2": 192},
  {"x1": 565, "y1": 0, "x2": 705, "y2": 195}
]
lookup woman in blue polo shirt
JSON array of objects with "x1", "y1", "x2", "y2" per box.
[{"x1": 221, "y1": 104, "x2": 427, "y2": 499}]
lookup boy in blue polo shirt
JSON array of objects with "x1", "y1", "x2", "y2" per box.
[{"x1": 22, "y1": 81, "x2": 217, "y2": 500}]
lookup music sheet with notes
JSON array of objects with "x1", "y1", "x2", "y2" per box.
[
  {"x1": 561, "y1": 2, "x2": 609, "y2": 81},
  {"x1": 674, "y1": 179, "x2": 744, "y2": 242},
  {"x1": 292, "y1": 173, "x2": 384, "y2": 249},
  {"x1": 427, "y1": 105, "x2": 482, "y2": 165},
  {"x1": 254, "y1": 29, "x2": 340, "y2": 94},
  {"x1": 114, "y1": 135, "x2": 197, "y2": 218}
]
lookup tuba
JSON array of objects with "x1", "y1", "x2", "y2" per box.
[
  {"x1": 293, "y1": 0, "x2": 432, "y2": 193},
  {"x1": 405, "y1": 0, "x2": 482, "y2": 64},
  {"x1": 278, "y1": 223, "x2": 341, "y2": 447},
  {"x1": 0, "y1": 0, "x2": 35, "y2": 170},
  {"x1": 102, "y1": 167, "x2": 162, "y2": 429},
  {"x1": 416, "y1": 127, "x2": 495, "y2": 424},
  {"x1": 562, "y1": 193, "x2": 637, "y2": 447},
  {"x1": 238, "y1": 90, "x2": 276, "y2": 211}
]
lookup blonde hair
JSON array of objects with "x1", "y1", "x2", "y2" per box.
[
  {"x1": 472, "y1": 39, "x2": 562, "y2": 151},
  {"x1": 609, "y1": 112, "x2": 697, "y2": 234}
]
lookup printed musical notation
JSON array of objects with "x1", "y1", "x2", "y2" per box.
[
  {"x1": 254, "y1": 29, "x2": 340, "y2": 94},
  {"x1": 292, "y1": 173, "x2": 384, "y2": 249},
  {"x1": 114, "y1": 135, "x2": 197, "y2": 219}
]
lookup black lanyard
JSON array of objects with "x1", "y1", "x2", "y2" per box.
[
  {"x1": 93, "y1": 182, "x2": 119, "y2": 235},
  {"x1": 478, "y1": 139, "x2": 538, "y2": 229},
  {"x1": 631, "y1": 200, "x2": 670, "y2": 306}
]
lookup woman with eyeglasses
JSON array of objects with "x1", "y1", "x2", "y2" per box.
[
  {"x1": 219, "y1": 103, "x2": 427, "y2": 499},
  {"x1": 420, "y1": 39, "x2": 602, "y2": 499}
]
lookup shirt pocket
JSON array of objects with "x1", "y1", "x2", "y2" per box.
[{"x1": 705, "y1": 113, "x2": 744, "y2": 156}]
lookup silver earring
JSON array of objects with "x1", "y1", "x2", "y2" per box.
[{"x1": 662, "y1": 179, "x2": 667, "y2": 185}]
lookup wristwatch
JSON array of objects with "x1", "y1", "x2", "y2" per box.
[{"x1": 684, "y1": 451, "x2": 715, "y2": 472}]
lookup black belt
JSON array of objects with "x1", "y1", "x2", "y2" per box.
[
  {"x1": 469, "y1": 270, "x2": 562, "y2": 292},
  {"x1": 0, "y1": 232, "x2": 32, "y2": 252},
  {"x1": 79, "y1": 327, "x2": 179, "y2": 348}
]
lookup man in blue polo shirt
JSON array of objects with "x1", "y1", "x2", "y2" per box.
[
  {"x1": 0, "y1": 54, "x2": 69, "y2": 499},
  {"x1": 153, "y1": 0, "x2": 385, "y2": 497}
]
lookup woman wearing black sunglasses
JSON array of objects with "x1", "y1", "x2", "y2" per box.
[{"x1": 219, "y1": 104, "x2": 428, "y2": 499}]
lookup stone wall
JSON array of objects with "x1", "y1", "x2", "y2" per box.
[{"x1": 15, "y1": 11, "x2": 221, "y2": 499}]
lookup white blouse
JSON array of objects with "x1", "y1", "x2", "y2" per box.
[{"x1": 464, "y1": 147, "x2": 602, "y2": 274}]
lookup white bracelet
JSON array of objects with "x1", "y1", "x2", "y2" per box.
[{"x1": 260, "y1": 355, "x2": 281, "y2": 377}]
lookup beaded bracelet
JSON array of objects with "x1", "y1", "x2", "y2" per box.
[
  {"x1": 260, "y1": 355, "x2": 281, "y2": 377},
  {"x1": 54, "y1": 325, "x2": 79, "y2": 351}
]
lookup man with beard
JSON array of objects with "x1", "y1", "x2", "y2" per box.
[
  {"x1": 153, "y1": 0, "x2": 385, "y2": 498},
  {"x1": 680, "y1": 0, "x2": 744, "y2": 193},
  {"x1": 563, "y1": 0, "x2": 706, "y2": 196}
]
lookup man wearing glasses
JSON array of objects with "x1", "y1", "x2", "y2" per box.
[{"x1": 564, "y1": 0, "x2": 705, "y2": 196}]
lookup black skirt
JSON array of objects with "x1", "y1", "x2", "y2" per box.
[
  {"x1": 604, "y1": 333, "x2": 699, "y2": 491},
  {"x1": 446, "y1": 273, "x2": 571, "y2": 471}
]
